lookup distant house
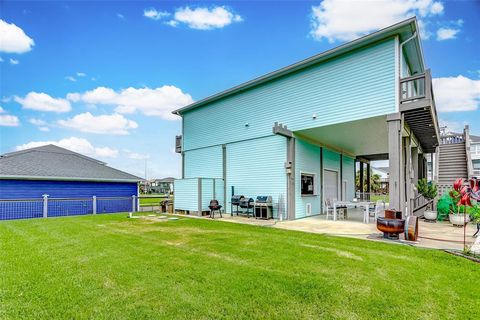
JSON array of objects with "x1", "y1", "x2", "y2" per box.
[
  {"x1": 0, "y1": 145, "x2": 142, "y2": 213},
  {"x1": 150, "y1": 177, "x2": 174, "y2": 194}
]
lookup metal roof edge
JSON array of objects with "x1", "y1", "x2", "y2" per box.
[{"x1": 172, "y1": 17, "x2": 418, "y2": 115}]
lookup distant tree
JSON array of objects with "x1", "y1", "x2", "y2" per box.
[{"x1": 356, "y1": 170, "x2": 381, "y2": 193}]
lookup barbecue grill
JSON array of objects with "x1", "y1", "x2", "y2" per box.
[
  {"x1": 239, "y1": 197, "x2": 254, "y2": 218},
  {"x1": 254, "y1": 196, "x2": 273, "y2": 219},
  {"x1": 231, "y1": 195, "x2": 245, "y2": 216}
]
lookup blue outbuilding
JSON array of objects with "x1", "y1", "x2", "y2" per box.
[{"x1": 0, "y1": 145, "x2": 142, "y2": 219}]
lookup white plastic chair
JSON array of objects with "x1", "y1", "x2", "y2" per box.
[{"x1": 373, "y1": 199, "x2": 385, "y2": 222}]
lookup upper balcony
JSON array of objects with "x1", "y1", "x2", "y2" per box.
[{"x1": 399, "y1": 69, "x2": 440, "y2": 153}]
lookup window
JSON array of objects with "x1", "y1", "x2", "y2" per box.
[
  {"x1": 301, "y1": 173, "x2": 316, "y2": 196},
  {"x1": 473, "y1": 160, "x2": 480, "y2": 170}
]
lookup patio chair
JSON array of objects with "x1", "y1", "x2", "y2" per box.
[
  {"x1": 325, "y1": 198, "x2": 347, "y2": 220},
  {"x1": 369, "y1": 200, "x2": 385, "y2": 223},
  {"x1": 208, "y1": 200, "x2": 223, "y2": 219}
]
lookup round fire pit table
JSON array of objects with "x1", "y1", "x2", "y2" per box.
[{"x1": 376, "y1": 217, "x2": 405, "y2": 240}]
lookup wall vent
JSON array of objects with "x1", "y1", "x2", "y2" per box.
[{"x1": 306, "y1": 203, "x2": 312, "y2": 216}]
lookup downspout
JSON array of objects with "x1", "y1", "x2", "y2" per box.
[{"x1": 399, "y1": 32, "x2": 417, "y2": 77}]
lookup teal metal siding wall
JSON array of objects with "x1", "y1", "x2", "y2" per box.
[
  {"x1": 184, "y1": 145, "x2": 223, "y2": 178},
  {"x1": 323, "y1": 148, "x2": 341, "y2": 172},
  {"x1": 174, "y1": 179, "x2": 198, "y2": 211},
  {"x1": 226, "y1": 135, "x2": 286, "y2": 217},
  {"x1": 183, "y1": 38, "x2": 396, "y2": 151},
  {"x1": 342, "y1": 156, "x2": 355, "y2": 201},
  {"x1": 295, "y1": 139, "x2": 321, "y2": 218}
]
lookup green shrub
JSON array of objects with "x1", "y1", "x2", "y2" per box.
[{"x1": 437, "y1": 193, "x2": 453, "y2": 221}]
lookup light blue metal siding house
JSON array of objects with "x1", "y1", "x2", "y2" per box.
[{"x1": 173, "y1": 18, "x2": 440, "y2": 220}]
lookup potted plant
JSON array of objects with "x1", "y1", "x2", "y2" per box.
[
  {"x1": 416, "y1": 179, "x2": 437, "y2": 221},
  {"x1": 448, "y1": 179, "x2": 471, "y2": 227},
  {"x1": 448, "y1": 178, "x2": 480, "y2": 251}
]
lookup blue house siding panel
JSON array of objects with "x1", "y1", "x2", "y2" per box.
[
  {"x1": 226, "y1": 135, "x2": 286, "y2": 217},
  {"x1": 184, "y1": 145, "x2": 223, "y2": 179},
  {"x1": 295, "y1": 139, "x2": 321, "y2": 219},
  {"x1": 0, "y1": 180, "x2": 137, "y2": 220},
  {"x1": 0, "y1": 180, "x2": 137, "y2": 199},
  {"x1": 342, "y1": 156, "x2": 355, "y2": 201},
  {"x1": 183, "y1": 38, "x2": 396, "y2": 151}
]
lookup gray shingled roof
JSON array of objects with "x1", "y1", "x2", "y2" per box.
[{"x1": 0, "y1": 145, "x2": 142, "y2": 182}]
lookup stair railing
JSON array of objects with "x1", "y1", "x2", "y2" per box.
[{"x1": 465, "y1": 125, "x2": 473, "y2": 179}]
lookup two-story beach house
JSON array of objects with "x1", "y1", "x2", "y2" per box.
[{"x1": 172, "y1": 17, "x2": 440, "y2": 220}]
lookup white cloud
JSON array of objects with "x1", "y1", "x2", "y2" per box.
[
  {"x1": 0, "y1": 106, "x2": 20, "y2": 126},
  {"x1": 9, "y1": 58, "x2": 19, "y2": 65},
  {"x1": 28, "y1": 118, "x2": 47, "y2": 126},
  {"x1": 70, "y1": 86, "x2": 193, "y2": 120},
  {"x1": 173, "y1": 6, "x2": 243, "y2": 30},
  {"x1": 65, "y1": 76, "x2": 76, "y2": 82},
  {"x1": 0, "y1": 114, "x2": 20, "y2": 126},
  {"x1": 76, "y1": 72, "x2": 86, "y2": 77},
  {"x1": 15, "y1": 137, "x2": 118, "y2": 158},
  {"x1": 0, "y1": 57, "x2": 3, "y2": 62},
  {"x1": 436, "y1": 27, "x2": 459, "y2": 40},
  {"x1": 66, "y1": 92, "x2": 81, "y2": 102},
  {"x1": 39, "y1": 126, "x2": 49, "y2": 132},
  {"x1": 144, "y1": 8, "x2": 170, "y2": 20},
  {"x1": 433, "y1": 75, "x2": 480, "y2": 112},
  {"x1": 116, "y1": 13, "x2": 125, "y2": 19},
  {"x1": 58, "y1": 112, "x2": 138, "y2": 135},
  {"x1": 310, "y1": 0, "x2": 444, "y2": 42},
  {"x1": 15, "y1": 92, "x2": 71, "y2": 112},
  {"x1": 0, "y1": 19, "x2": 34, "y2": 53}
]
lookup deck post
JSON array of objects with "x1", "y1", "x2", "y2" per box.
[
  {"x1": 387, "y1": 113, "x2": 404, "y2": 213},
  {"x1": 42, "y1": 194, "x2": 49, "y2": 218},
  {"x1": 286, "y1": 137, "x2": 296, "y2": 220},
  {"x1": 132, "y1": 195, "x2": 136, "y2": 212},
  {"x1": 359, "y1": 161, "x2": 364, "y2": 198},
  {"x1": 366, "y1": 162, "x2": 371, "y2": 200},
  {"x1": 93, "y1": 196, "x2": 97, "y2": 215}
]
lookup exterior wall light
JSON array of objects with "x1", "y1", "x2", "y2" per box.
[
  {"x1": 245, "y1": 123, "x2": 249, "y2": 127},
  {"x1": 312, "y1": 113, "x2": 317, "y2": 119}
]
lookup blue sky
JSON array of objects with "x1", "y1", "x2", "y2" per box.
[{"x1": 1, "y1": 0, "x2": 479, "y2": 178}]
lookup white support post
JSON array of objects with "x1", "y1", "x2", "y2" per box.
[
  {"x1": 92, "y1": 196, "x2": 97, "y2": 215},
  {"x1": 42, "y1": 194, "x2": 49, "y2": 218},
  {"x1": 132, "y1": 195, "x2": 136, "y2": 212}
]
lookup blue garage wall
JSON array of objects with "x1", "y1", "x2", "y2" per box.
[
  {"x1": 0, "y1": 180, "x2": 138, "y2": 199},
  {"x1": 0, "y1": 180, "x2": 138, "y2": 220}
]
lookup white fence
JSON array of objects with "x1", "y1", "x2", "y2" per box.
[{"x1": 0, "y1": 195, "x2": 137, "y2": 220}]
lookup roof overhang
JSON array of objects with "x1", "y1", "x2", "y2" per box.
[
  {"x1": 173, "y1": 17, "x2": 421, "y2": 116},
  {"x1": 0, "y1": 175, "x2": 142, "y2": 183}
]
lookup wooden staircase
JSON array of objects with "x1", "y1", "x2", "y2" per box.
[{"x1": 436, "y1": 133, "x2": 469, "y2": 197}]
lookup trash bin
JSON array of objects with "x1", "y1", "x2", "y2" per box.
[
  {"x1": 159, "y1": 200, "x2": 167, "y2": 213},
  {"x1": 166, "y1": 200, "x2": 173, "y2": 213}
]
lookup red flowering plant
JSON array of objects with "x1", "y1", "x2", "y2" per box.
[{"x1": 449, "y1": 178, "x2": 480, "y2": 251}]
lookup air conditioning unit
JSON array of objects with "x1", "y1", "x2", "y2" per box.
[{"x1": 306, "y1": 203, "x2": 312, "y2": 216}]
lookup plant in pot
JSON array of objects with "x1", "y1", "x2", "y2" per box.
[
  {"x1": 416, "y1": 178, "x2": 437, "y2": 222},
  {"x1": 449, "y1": 178, "x2": 480, "y2": 251},
  {"x1": 448, "y1": 179, "x2": 471, "y2": 227}
]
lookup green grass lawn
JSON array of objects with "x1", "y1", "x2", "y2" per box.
[
  {"x1": 138, "y1": 195, "x2": 168, "y2": 206},
  {"x1": 1, "y1": 214, "x2": 478, "y2": 319}
]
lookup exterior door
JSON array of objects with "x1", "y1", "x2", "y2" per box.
[{"x1": 324, "y1": 169, "x2": 339, "y2": 202}]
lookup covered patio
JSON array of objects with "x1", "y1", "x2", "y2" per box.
[{"x1": 210, "y1": 213, "x2": 478, "y2": 251}]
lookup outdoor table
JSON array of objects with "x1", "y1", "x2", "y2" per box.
[{"x1": 333, "y1": 200, "x2": 375, "y2": 223}]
